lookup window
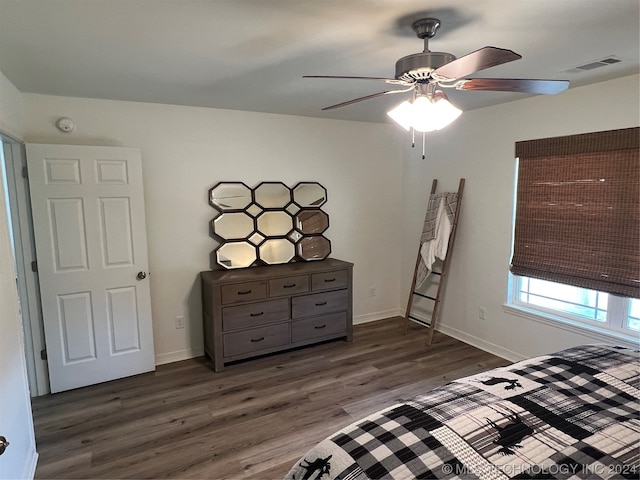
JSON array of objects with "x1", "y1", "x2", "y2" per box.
[
  {"x1": 509, "y1": 128, "x2": 639, "y2": 341},
  {"x1": 510, "y1": 275, "x2": 639, "y2": 337}
]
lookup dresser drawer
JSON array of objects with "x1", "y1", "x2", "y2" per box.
[
  {"x1": 223, "y1": 323, "x2": 290, "y2": 357},
  {"x1": 269, "y1": 275, "x2": 309, "y2": 297},
  {"x1": 291, "y1": 312, "x2": 347, "y2": 343},
  {"x1": 221, "y1": 281, "x2": 267, "y2": 304},
  {"x1": 291, "y1": 289, "x2": 348, "y2": 318},
  {"x1": 311, "y1": 270, "x2": 348, "y2": 291},
  {"x1": 222, "y1": 298, "x2": 290, "y2": 331}
]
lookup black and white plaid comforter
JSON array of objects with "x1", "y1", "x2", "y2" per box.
[{"x1": 284, "y1": 345, "x2": 639, "y2": 480}]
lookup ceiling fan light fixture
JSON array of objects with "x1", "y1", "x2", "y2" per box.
[
  {"x1": 387, "y1": 92, "x2": 462, "y2": 133},
  {"x1": 430, "y1": 93, "x2": 462, "y2": 130},
  {"x1": 306, "y1": 16, "x2": 567, "y2": 159},
  {"x1": 386, "y1": 100, "x2": 414, "y2": 131}
]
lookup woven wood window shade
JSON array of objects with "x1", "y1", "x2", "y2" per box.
[{"x1": 511, "y1": 127, "x2": 640, "y2": 298}]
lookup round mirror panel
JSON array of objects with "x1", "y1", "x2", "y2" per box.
[
  {"x1": 297, "y1": 236, "x2": 331, "y2": 261},
  {"x1": 294, "y1": 209, "x2": 329, "y2": 235},
  {"x1": 254, "y1": 182, "x2": 291, "y2": 209},
  {"x1": 209, "y1": 182, "x2": 252, "y2": 211},
  {"x1": 259, "y1": 239, "x2": 295, "y2": 265},
  {"x1": 213, "y1": 212, "x2": 254, "y2": 240},
  {"x1": 216, "y1": 242, "x2": 257, "y2": 269},
  {"x1": 256, "y1": 211, "x2": 292, "y2": 237},
  {"x1": 293, "y1": 182, "x2": 327, "y2": 208}
]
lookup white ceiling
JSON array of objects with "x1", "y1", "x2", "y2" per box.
[{"x1": 0, "y1": 0, "x2": 638, "y2": 125}]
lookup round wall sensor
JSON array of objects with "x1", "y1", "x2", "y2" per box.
[{"x1": 56, "y1": 117, "x2": 76, "y2": 133}]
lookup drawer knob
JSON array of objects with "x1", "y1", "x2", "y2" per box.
[
  {"x1": 283, "y1": 283, "x2": 296, "y2": 288},
  {"x1": 324, "y1": 278, "x2": 336, "y2": 283},
  {"x1": 250, "y1": 312, "x2": 264, "y2": 317},
  {"x1": 237, "y1": 289, "x2": 252, "y2": 295},
  {"x1": 314, "y1": 324, "x2": 327, "y2": 330},
  {"x1": 315, "y1": 301, "x2": 328, "y2": 306},
  {"x1": 250, "y1": 337, "x2": 265, "y2": 343}
]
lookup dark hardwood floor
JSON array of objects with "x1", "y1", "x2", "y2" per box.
[{"x1": 32, "y1": 317, "x2": 509, "y2": 479}]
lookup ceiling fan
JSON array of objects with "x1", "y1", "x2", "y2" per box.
[{"x1": 305, "y1": 17, "x2": 569, "y2": 143}]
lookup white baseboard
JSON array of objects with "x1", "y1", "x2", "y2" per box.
[
  {"x1": 153, "y1": 310, "x2": 526, "y2": 366},
  {"x1": 435, "y1": 322, "x2": 526, "y2": 362},
  {"x1": 354, "y1": 308, "x2": 403, "y2": 325},
  {"x1": 155, "y1": 347, "x2": 204, "y2": 366},
  {"x1": 154, "y1": 311, "x2": 525, "y2": 366},
  {"x1": 25, "y1": 449, "x2": 38, "y2": 480}
]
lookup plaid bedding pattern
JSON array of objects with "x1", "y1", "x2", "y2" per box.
[{"x1": 284, "y1": 345, "x2": 639, "y2": 480}]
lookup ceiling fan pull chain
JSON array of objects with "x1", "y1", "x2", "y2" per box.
[
  {"x1": 422, "y1": 132, "x2": 426, "y2": 160},
  {"x1": 412, "y1": 128, "x2": 415, "y2": 148}
]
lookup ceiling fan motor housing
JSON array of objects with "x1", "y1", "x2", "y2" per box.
[{"x1": 395, "y1": 52, "x2": 457, "y2": 82}]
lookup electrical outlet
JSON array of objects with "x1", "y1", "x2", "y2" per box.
[
  {"x1": 478, "y1": 307, "x2": 486, "y2": 320},
  {"x1": 369, "y1": 286, "x2": 377, "y2": 297},
  {"x1": 175, "y1": 315, "x2": 185, "y2": 329}
]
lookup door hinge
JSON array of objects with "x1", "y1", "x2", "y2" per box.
[
  {"x1": 31, "y1": 260, "x2": 38, "y2": 272},
  {"x1": 40, "y1": 349, "x2": 47, "y2": 360},
  {"x1": 22, "y1": 166, "x2": 28, "y2": 179}
]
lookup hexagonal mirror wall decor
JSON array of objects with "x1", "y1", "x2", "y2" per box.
[
  {"x1": 213, "y1": 212, "x2": 254, "y2": 240},
  {"x1": 209, "y1": 182, "x2": 252, "y2": 212},
  {"x1": 257, "y1": 211, "x2": 293, "y2": 237},
  {"x1": 259, "y1": 239, "x2": 295, "y2": 265},
  {"x1": 209, "y1": 181, "x2": 330, "y2": 269},
  {"x1": 293, "y1": 182, "x2": 327, "y2": 208},
  {"x1": 294, "y1": 209, "x2": 329, "y2": 235},
  {"x1": 254, "y1": 182, "x2": 291, "y2": 209},
  {"x1": 216, "y1": 242, "x2": 257, "y2": 269},
  {"x1": 297, "y1": 236, "x2": 331, "y2": 261}
]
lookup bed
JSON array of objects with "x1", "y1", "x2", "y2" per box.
[{"x1": 284, "y1": 344, "x2": 639, "y2": 479}]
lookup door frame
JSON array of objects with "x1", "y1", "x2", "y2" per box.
[{"x1": 1, "y1": 133, "x2": 49, "y2": 396}]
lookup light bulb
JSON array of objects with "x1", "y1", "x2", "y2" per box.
[
  {"x1": 431, "y1": 97, "x2": 462, "y2": 130},
  {"x1": 386, "y1": 100, "x2": 413, "y2": 131},
  {"x1": 410, "y1": 96, "x2": 438, "y2": 133}
]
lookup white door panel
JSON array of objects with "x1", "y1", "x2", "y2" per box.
[{"x1": 26, "y1": 144, "x2": 154, "y2": 393}]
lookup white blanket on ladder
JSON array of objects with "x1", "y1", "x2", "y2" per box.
[{"x1": 415, "y1": 192, "x2": 458, "y2": 288}]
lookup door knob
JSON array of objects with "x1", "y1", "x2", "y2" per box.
[
  {"x1": 137, "y1": 271, "x2": 147, "y2": 280},
  {"x1": 0, "y1": 436, "x2": 9, "y2": 456}
]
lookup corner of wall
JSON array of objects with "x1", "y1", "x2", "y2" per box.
[{"x1": 0, "y1": 70, "x2": 25, "y2": 139}]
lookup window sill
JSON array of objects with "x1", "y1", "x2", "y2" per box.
[{"x1": 502, "y1": 303, "x2": 640, "y2": 348}]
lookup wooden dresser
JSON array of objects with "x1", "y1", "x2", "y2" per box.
[{"x1": 201, "y1": 258, "x2": 353, "y2": 371}]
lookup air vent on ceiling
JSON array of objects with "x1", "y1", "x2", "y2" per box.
[{"x1": 567, "y1": 56, "x2": 621, "y2": 73}]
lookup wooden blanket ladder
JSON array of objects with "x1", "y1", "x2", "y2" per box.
[{"x1": 403, "y1": 178, "x2": 465, "y2": 345}]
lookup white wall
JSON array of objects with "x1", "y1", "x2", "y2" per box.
[
  {"x1": 22, "y1": 95, "x2": 405, "y2": 363},
  {"x1": 0, "y1": 70, "x2": 24, "y2": 139},
  {"x1": 0, "y1": 70, "x2": 38, "y2": 479},
  {"x1": 17, "y1": 74, "x2": 640, "y2": 370},
  {"x1": 400, "y1": 74, "x2": 640, "y2": 360}
]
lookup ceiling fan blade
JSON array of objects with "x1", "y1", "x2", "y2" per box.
[
  {"x1": 304, "y1": 75, "x2": 412, "y2": 86},
  {"x1": 459, "y1": 78, "x2": 570, "y2": 94},
  {"x1": 434, "y1": 47, "x2": 522, "y2": 80},
  {"x1": 322, "y1": 89, "x2": 409, "y2": 110}
]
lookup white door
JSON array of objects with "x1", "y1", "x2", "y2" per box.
[{"x1": 26, "y1": 144, "x2": 155, "y2": 393}]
